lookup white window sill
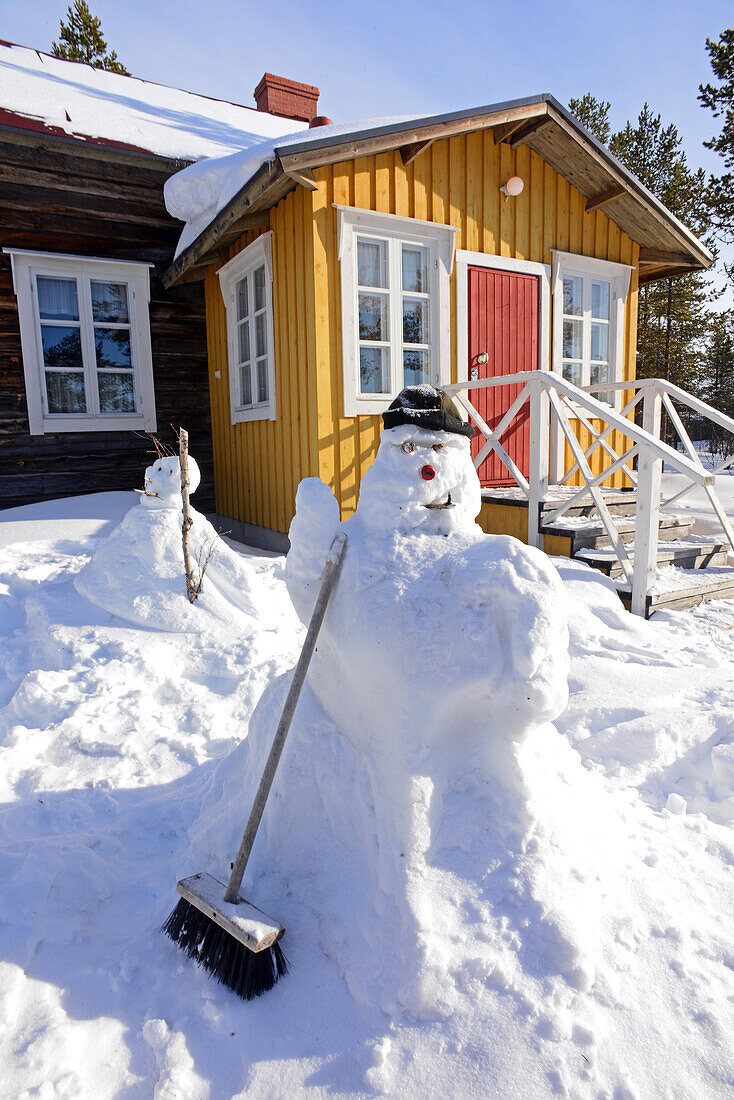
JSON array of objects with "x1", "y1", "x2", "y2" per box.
[
  {"x1": 231, "y1": 404, "x2": 277, "y2": 424},
  {"x1": 36, "y1": 413, "x2": 154, "y2": 434}
]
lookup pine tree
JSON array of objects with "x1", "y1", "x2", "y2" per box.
[
  {"x1": 51, "y1": 1, "x2": 129, "y2": 74},
  {"x1": 699, "y1": 29, "x2": 734, "y2": 244},
  {"x1": 608, "y1": 105, "x2": 714, "y2": 402},
  {"x1": 703, "y1": 311, "x2": 734, "y2": 458},
  {"x1": 568, "y1": 93, "x2": 611, "y2": 145}
]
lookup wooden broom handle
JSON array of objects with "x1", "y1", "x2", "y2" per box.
[{"x1": 224, "y1": 531, "x2": 347, "y2": 904}]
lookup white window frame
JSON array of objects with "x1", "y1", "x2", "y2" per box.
[
  {"x1": 550, "y1": 250, "x2": 632, "y2": 412},
  {"x1": 5, "y1": 249, "x2": 156, "y2": 436},
  {"x1": 217, "y1": 232, "x2": 277, "y2": 424},
  {"x1": 336, "y1": 205, "x2": 457, "y2": 417}
]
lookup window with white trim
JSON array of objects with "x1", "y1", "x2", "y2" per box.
[
  {"x1": 6, "y1": 250, "x2": 156, "y2": 436},
  {"x1": 217, "y1": 233, "x2": 276, "y2": 424},
  {"x1": 551, "y1": 251, "x2": 632, "y2": 408},
  {"x1": 337, "y1": 206, "x2": 457, "y2": 417}
]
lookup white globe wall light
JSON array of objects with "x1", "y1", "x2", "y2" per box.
[{"x1": 500, "y1": 176, "x2": 524, "y2": 203}]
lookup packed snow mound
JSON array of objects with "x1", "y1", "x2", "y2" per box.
[{"x1": 74, "y1": 456, "x2": 263, "y2": 632}]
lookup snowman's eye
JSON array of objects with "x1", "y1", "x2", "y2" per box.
[
  {"x1": 401, "y1": 442, "x2": 415, "y2": 454},
  {"x1": 433, "y1": 444, "x2": 445, "y2": 452}
]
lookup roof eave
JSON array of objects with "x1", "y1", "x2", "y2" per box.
[{"x1": 163, "y1": 94, "x2": 713, "y2": 287}]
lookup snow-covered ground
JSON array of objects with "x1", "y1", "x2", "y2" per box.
[
  {"x1": 662, "y1": 445, "x2": 734, "y2": 542},
  {"x1": 1, "y1": 490, "x2": 733, "y2": 1098}
]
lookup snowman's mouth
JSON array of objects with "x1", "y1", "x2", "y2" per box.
[{"x1": 425, "y1": 491, "x2": 455, "y2": 510}]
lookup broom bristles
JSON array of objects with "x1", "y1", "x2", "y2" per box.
[{"x1": 162, "y1": 897, "x2": 287, "y2": 1000}]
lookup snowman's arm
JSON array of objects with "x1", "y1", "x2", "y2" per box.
[{"x1": 286, "y1": 478, "x2": 341, "y2": 625}]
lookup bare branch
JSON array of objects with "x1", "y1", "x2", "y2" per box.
[{"x1": 178, "y1": 428, "x2": 197, "y2": 604}]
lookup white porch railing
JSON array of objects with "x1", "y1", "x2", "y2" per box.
[{"x1": 443, "y1": 373, "x2": 734, "y2": 616}]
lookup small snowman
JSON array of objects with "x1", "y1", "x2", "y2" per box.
[
  {"x1": 75, "y1": 450, "x2": 265, "y2": 632},
  {"x1": 141, "y1": 454, "x2": 200, "y2": 509}
]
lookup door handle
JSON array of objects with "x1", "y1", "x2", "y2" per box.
[{"x1": 477, "y1": 352, "x2": 488, "y2": 364}]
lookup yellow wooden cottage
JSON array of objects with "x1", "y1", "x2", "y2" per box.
[{"x1": 164, "y1": 93, "x2": 714, "y2": 588}]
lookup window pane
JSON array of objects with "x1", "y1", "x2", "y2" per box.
[
  {"x1": 95, "y1": 329, "x2": 132, "y2": 369},
  {"x1": 562, "y1": 361, "x2": 582, "y2": 387},
  {"x1": 402, "y1": 245, "x2": 428, "y2": 293},
  {"x1": 255, "y1": 312, "x2": 267, "y2": 357},
  {"x1": 590, "y1": 362, "x2": 610, "y2": 386},
  {"x1": 357, "y1": 239, "x2": 387, "y2": 288},
  {"x1": 257, "y1": 359, "x2": 268, "y2": 403},
  {"x1": 240, "y1": 364, "x2": 252, "y2": 406},
  {"x1": 562, "y1": 275, "x2": 583, "y2": 316},
  {"x1": 98, "y1": 372, "x2": 135, "y2": 412},
  {"x1": 238, "y1": 320, "x2": 250, "y2": 364},
  {"x1": 591, "y1": 280, "x2": 610, "y2": 320},
  {"x1": 562, "y1": 318, "x2": 582, "y2": 359},
  {"x1": 41, "y1": 324, "x2": 83, "y2": 371},
  {"x1": 403, "y1": 297, "x2": 429, "y2": 345},
  {"x1": 590, "y1": 322, "x2": 608, "y2": 362},
  {"x1": 254, "y1": 266, "x2": 266, "y2": 312},
  {"x1": 358, "y1": 293, "x2": 388, "y2": 341},
  {"x1": 404, "y1": 349, "x2": 430, "y2": 386},
  {"x1": 91, "y1": 281, "x2": 129, "y2": 323},
  {"x1": 237, "y1": 276, "x2": 249, "y2": 321},
  {"x1": 359, "y1": 346, "x2": 388, "y2": 393},
  {"x1": 37, "y1": 277, "x2": 79, "y2": 321},
  {"x1": 45, "y1": 371, "x2": 86, "y2": 413}
]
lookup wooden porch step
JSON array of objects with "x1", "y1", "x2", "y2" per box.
[
  {"x1": 482, "y1": 486, "x2": 639, "y2": 519},
  {"x1": 615, "y1": 566, "x2": 734, "y2": 616},
  {"x1": 540, "y1": 512, "x2": 694, "y2": 552},
  {"x1": 575, "y1": 537, "x2": 728, "y2": 578}
]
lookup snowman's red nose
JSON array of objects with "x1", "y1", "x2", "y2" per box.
[{"x1": 421, "y1": 465, "x2": 436, "y2": 481}]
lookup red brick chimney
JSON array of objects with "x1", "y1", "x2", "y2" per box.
[{"x1": 254, "y1": 73, "x2": 320, "y2": 123}]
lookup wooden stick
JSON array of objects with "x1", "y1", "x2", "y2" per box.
[
  {"x1": 179, "y1": 428, "x2": 197, "y2": 604},
  {"x1": 224, "y1": 531, "x2": 348, "y2": 904}
]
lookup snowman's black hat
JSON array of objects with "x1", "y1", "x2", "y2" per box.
[{"x1": 382, "y1": 385, "x2": 474, "y2": 438}]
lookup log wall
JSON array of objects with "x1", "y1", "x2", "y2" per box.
[{"x1": 0, "y1": 131, "x2": 215, "y2": 510}]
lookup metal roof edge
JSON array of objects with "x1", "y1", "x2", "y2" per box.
[{"x1": 271, "y1": 93, "x2": 553, "y2": 160}]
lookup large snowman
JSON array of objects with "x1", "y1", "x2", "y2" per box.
[
  {"x1": 287, "y1": 384, "x2": 569, "y2": 756},
  {"x1": 277, "y1": 387, "x2": 583, "y2": 1005},
  {"x1": 193, "y1": 388, "x2": 591, "y2": 1020}
]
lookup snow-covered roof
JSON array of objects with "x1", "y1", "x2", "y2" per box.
[
  {"x1": 165, "y1": 115, "x2": 415, "y2": 257},
  {"x1": 0, "y1": 40, "x2": 307, "y2": 161}
]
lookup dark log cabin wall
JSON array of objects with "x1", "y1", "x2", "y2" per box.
[{"x1": 0, "y1": 127, "x2": 215, "y2": 510}]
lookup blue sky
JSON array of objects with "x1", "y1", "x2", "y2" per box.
[
  {"x1": 2, "y1": 0, "x2": 730, "y2": 172},
  {"x1": 3, "y1": 0, "x2": 733, "y2": 294}
]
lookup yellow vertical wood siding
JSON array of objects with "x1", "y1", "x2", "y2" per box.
[{"x1": 204, "y1": 132, "x2": 640, "y2": 534}]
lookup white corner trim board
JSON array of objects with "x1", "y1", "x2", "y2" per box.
[
  {"x1": 217, "y1": 232, "x2": 277, "y2": 425},
  {"x1": 5, "y1": 249, "x2": 156, "y2": 436},
  {"x1": 336, "y1": 205, "x2": 458, "y2": 417}
]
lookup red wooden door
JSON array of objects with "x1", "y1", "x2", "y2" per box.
[{"x1": 467, "y1": 267, "x2": 539, "y2": 487}]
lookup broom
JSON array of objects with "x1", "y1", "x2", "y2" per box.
[{"x1": 162, "y1": 530, "x2": 347, "y2": 999}]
